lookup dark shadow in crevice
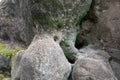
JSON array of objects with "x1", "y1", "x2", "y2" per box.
[
  {"x1": 1, "y1": 33, "x2": 10, "y2": 41},
  {"x1": 82, "y1": 0, "x2": 98, "y2": 24},
  {"x1": 75, "y1": 33, "x2": 89, "y2": 49},
  {"x1": 75, "y1": 0, "x2": 98, "y2": 50},
  {"x1": 67, "y1": 57, "x2": 76, "y2": 64},
  {"x1": 68, "y1": 65, "x2": 73, "y2": 80}
]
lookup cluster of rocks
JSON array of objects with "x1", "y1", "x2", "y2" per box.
[
  {"x1": 12, "y1": 43, "x2": 118, "y2": 80},
  {"x1": 0, "y1": 0, "x2": 120, "y2": 80}
]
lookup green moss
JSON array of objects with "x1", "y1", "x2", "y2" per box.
[
  {"x1": 76, "y1": 0, "x2": 92, "y2": 25},
  {"x1": 0, "y1": 49, "x2": 11, "y2": 58},
  {"x1": 60, "y1": 41, "x2": 76, "y2": 62},
  {"x1": 0, "y1": 43, "x2": 6, "y2": 50},
  {"x1": 0, "y1": 43, "x2": 20, "y2": 59},
  {"x1": 0, "y1": 74, "x2": 10, "y2": 80},
  {"x1": 9, "y1": 48, "x2": 20, "y2": 57}
]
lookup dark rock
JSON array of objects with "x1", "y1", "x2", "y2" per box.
[
  {"x1": 0, "y1": 0, "x2": 35, "y2": 46},
  {"x1": 0, "y1": 53, "x2": 11, "y2": 75},
  {"x1": 110, "y1": 59, "x2": 120, "y2": 79}
]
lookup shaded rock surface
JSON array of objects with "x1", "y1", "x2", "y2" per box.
[
  {"x1": 0, "y1": 53, "x2": 11, "y2": 75},
  {"x1": 79, "y1": 0, "x2": 120, "y2": 79},
  {"x1": 0, "y1": 0, "x2": 35, "y2": 46},
  {"x1": 12, "y1": 35, "x2": 71, "y2": 80},
  {"x1": 110, "y1": 59, "x2": 120, "y2": 79},
  {"x1": 30, "y1": 0, "x2": 92, "y2": 62},
  {"x1": 72, "y1": 45, "x2": 117, "y2": 80}
]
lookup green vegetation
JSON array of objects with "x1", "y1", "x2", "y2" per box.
[
  {"x1": 60, "y1": 41, "x2": 76, "y2": 62},
  {"x1": 0, "y1": 43, "x2": 20, "y2": 59},
  {"x1": 0, "y1": 43, "x2": 6, "y2": 50},
  {"x1": 0, "y1": 43, "x2": 20, "y2": 79},
  {"x1": 0, "y1": 74, "x2": 10, "y2": 80}
]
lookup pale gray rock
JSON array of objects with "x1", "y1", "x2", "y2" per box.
[
  {"x1": 72, "y1": 45, "x2": 118, "y2": 80},
  {"x1": 12, "y1": 35, "x2": 71, "y2": 80}
]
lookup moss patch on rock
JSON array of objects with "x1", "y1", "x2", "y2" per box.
[
  {"x1": 0, "y1": 74, "x2": 10, "y2": 80},
  {"x1": 0, "y1": 43, "x2": 20, "y2": 59}
]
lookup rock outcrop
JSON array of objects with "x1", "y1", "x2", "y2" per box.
[
  {"x1": 12, "y1": 35, "x2": 71, "y2": 80},
  {"x1": 79, "y1": 0, "x2": 120, "y2": 79},
  {"x1": 0, "y1": 0, "x2": 34, "y2": 46},
  {"x1": 0, "y1": 0, "x2": 119, "y2": 80}
]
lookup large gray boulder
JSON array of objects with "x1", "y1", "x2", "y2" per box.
[
  {"x1": 72, "y1": 45, "x2": 118, "y2": 80},
  {"x1": 12, "y1": 35, "x2": 71, "y2": 80}
]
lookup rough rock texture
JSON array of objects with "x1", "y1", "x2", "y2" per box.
[
  {"x1": 73, "y1": 58, "x2": 117, "y2": 80},
  {"x1": 12, "y1": 35, "x2": 71, "y2": 80},
  {"x1": 0, "y1": 0, "x2": 92, "y2": 61},
  {"x1": 110, "y1": 59, "x2": 120, "y2": 79},
  {"x1": 0, "y1": 53, "x2": 11, "y2": 75},
  {"x1": 30, "y1": 0, "x2": 92, "y2": 62},
  {"x1": 0, "y1": 0, "x2": 34, "y2": 46},
  {"x1": 79, "y1": 0, "x2": 120, "y2": 79},
  {"x1": 0, "y1": 0, "x2": 119, "y2": 80},
  {"x1": 80, "y1": 0, "x2": 120, "y2": 51},
  {"x1": 72, "y1": 45, "x2": 118, "y2": 80}
]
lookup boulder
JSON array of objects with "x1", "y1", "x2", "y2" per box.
[
  {"x1": 12, "y1": 35, "x2": 71, "y2": 80},
  {"x1": 72, "y1": 45, "x2": 118, "y2": 80}
]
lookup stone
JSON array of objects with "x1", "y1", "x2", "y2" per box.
[
  {"x1": 72, "y1": 58, "x2": 117, "y2": 80},
  {"x1": 72, "y1": 45, "x2": 118, "y2": 80},
  {"x1": 0, "y1": 53, "x2": 11, "y2": 75},
  {"x1": 12, "y1": 35, "x2": 71, "y2": 80}
]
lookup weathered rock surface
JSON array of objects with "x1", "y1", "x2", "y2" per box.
[
  {"x1": 12, "y1": 35, "x2": 71, "y2": 80},
  {"x1": 0, "y1": 53, "x2": 11, "y2": 75},
  {"x1": 0, "y1": 0, "x2": 119, "y2": 80},
  {"x1": 72, "y1": 45, "x2": 118, "y2": 80},
  {"x1": 0, "y1": 0, "x2": 92, "y2": 62},
  {"x1": 79, "y1": 0, "x2": 120, "y2": 79},
  {"x1": 110, "y1": 59, "x2": 120, "y2": 79},
  {"x1": 0, "y1": 0, "x2": 35, "y2": 46},
  {"x1": 30, "y1": 0, "x2": 92, "y2": 62}
]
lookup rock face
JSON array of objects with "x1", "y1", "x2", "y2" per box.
[
  {"x1": 12, "y1": 35, "x2": 71, "y2": 80},
  {"x1": 79, "y1": 0, "x2": 120, "y2": 79},
  {"x1": 0, "y1": 0, "x2": 34, "y2": 46},
  {"x1": 0, "y1": 0, "x2": 119, "y2": 80},
  {"x1": 72, "y1": 45, "x2": 117, "y2": 80},
  {"x1": 31, "y1": 0, "x2": 92, "y2": 62}
]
